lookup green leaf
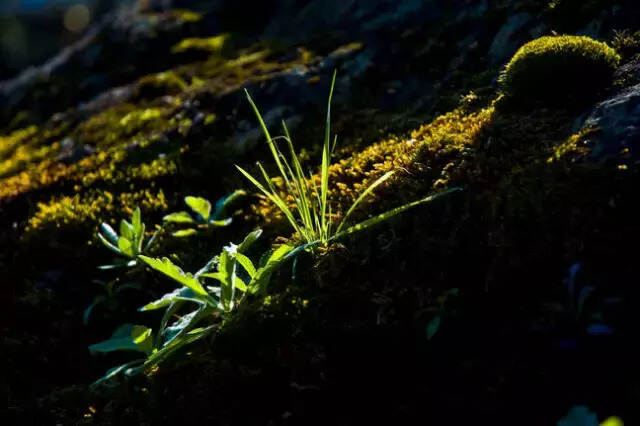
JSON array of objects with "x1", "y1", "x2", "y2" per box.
[
  {"x1": 249, "y1": 244, "x2": 297, "y2": 295},
  {"x1": 426, "y1": 316, "x2": 441, "y2": 340},
  {"x1": 209, "y1": 218, "x2": 233, "y2": 227},
  {"x1": 600, "y1": 417, "x2": 624, "y2": 426},
  {"x1": 237, "y1": 229, "x2": 262, "y2": 253},
  {"x1": 97, "y1": 259, "x2": 138, "y2": 270},
  {"x1": 163, "y1": 211, "x2": 195, "y2": 224},
  {"x1": 99, "y1": 223, "x2": 119, "y2": 245},
  {"x1": 217, "y1": 246, "x2": 237, "y2": 310},
  {"x1": 90, "y1": 359, "x2": 145, "y2": 388},
  {"x1": 97, "y1": 232, "x2": 122, "y2": 256},
  {"x1": 117, "y1": 237, "x2": 134, "y2": 258},
  {"x1": 139, "y1": 287, "x2": 202, "y2": 311},
  {"x1": 185, "y1": 196, "x2": 211, "y2": 222},
  {"x1": 160, "y1": 305, "x2": 213, "y2": 348},
  {"x1": 131, "y1": 207, "x2": 142, "y2": 239},
  {"x1": 172, "y1": 228, "x2": 198, "y2": 237},
  {"x1": 119, "y1": 219, "x2": 134, "y2": 241},
  {"x1": 213, "y1": 189, "x2": 246, "y2": 220},
  {"x1": 331, "y1": 187, "x2": 463, "y2": 242},
  {"x1": 336, "y1": 170, "x2": 395, "y2": 234},
  {"x1": 131, "y1": 325, "x2": 153, "y2": 355},
  {"x1": 89, "y1": 324, "x2": 144, "y2": 353},
  {"x1": 233, "y1": 253, "x2": 256, "y2": 278},
  {"x1": 146, "y1": 324, "x2": 216, "y2": 368},
  {"x1": 138, "y1": 255, "x2": 208, "y2": 296}
]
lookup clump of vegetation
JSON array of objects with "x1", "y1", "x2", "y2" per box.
[
  {"x1": 499, "y1": 35, "x2": 620, "y2": 107},
  {"x1": 238, "y1": 72, "x2": 461, "y2": 247},
  {"x1": 89, "y1": 228, "x2": 300, "y2": 385},
  {"x1": 163, "y1": 191, "x2": 245, "y2": 237},
  {"x1": 611, "y1": 29, "x2": 640, "y2": 62}
]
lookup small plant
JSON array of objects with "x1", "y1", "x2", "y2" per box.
[
  {"x1": 237, "y1": 71, "x2": 461, "y2": 248},
  {"x1": 499, "y1": 35, "x2": 620, "y2": 107},
  {"x1": 96, "y1": 207, "x2": 160, "y2": 269},
  {"x1": 538, "y1": 262, "x2": 620, "y2": 337},
  {"x1": 89, "y1": 229, "x2": 301, "y2": 385},
  {"x1": 163, "y1": 190, "x2": 245, "y2": 237}
]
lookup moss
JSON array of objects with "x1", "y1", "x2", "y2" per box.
[
  {"x1": 254, "y1": 105, "x2": 495, "y2": 228},
  {"x1": 499, "y1": 35, "x2": 620, "y2": 107},
  {"x1": 171, "y1": 35, "x2": 229, "y2": 54},
  {"x1": 137, "y1": 72, "x2": 190, "y2": 98},
  {"x1": 73, "y1": 104, "x2": 176, "y2": 149},
  {"x1": 23, "y1": 189, "x2": 168, "y2": 238},
  {"x1": 611, "y1": 29, "x2": 640, "y2": 63}
]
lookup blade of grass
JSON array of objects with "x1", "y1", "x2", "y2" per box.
[
  {"x1": 235, "y1": 165, "x2": 304, "y2": 238},
  {"x1": 335, "y1": 170, "x2": 396, "y2": 234},
  {"x1": 320, "y1": 71, "x2": 337, "y2": 236},
  {"x1": 331, "y1": 187, "x2": 463, "y2": 242}
]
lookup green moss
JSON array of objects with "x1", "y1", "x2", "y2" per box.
[
  {"x1": 499, "y1": 35, "x2": 620, "y2": 107},
  {"x1": 611, "y1": 29, "x2": 640, "y2": 63},
  {"x1": 171, "y1": 35, "x2": 229, "y2": 54}
]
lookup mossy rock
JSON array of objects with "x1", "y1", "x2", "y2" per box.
[{"x1": 499, "y1": 35, "x2": 620, "y2": 107}]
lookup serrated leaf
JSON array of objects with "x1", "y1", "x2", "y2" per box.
[
  {"x1": 218, "y1": 246, "x2": 236, "y2": 310},
  {"x1": 233, "y1": 252, "x2": 256, "y2": 278},
  {"x1": 249, "y1": 243, "x2": 297, "y2": 295},
  {"x1": 237, "y1": 229, "x2": 262, "y2": 253},
  {"x1": 160, "y1": 306, "x2": 213, "y2": 348},
  {"x1": 185, "y1": 196, "x2": 211, "y2": 222},
  {"x1": 139, "y1": 287, "x2": 202, "y2": 311},
  {"x1": 163, "y1": 211, "x2": 195, "y2": 224},
  {"x1": 146, "y1": 324, "x2": 216, "y2": 368},
  {"x1": 139, "y1": 256, "x2": 208, "y2": 296}
]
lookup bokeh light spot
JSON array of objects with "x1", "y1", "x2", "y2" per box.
[{"x1": 63, "y1": 4, "x2": 90, "y2": 34}]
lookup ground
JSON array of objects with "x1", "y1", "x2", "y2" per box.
[{"x1": 1, "y1": 1, "x2": 640, "y2": 425}]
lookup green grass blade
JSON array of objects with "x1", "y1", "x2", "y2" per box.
[
  {"x1": 236, "y1": 165, "x2": 304, "y2": 238},
  {"x1": 331, "y1": 187, "x2": 463, "y2": 242},
  {"x1": 320, "y1": 71, "x2": 337, "y2": 235},
  {"x1": 245, "y1": 89, "x2": 290, "y2": 186},
  {"x1": 336, "y1": 170, "x2": 395, "y2": 234}
]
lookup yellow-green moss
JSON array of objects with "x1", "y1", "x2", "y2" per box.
[
  {"x1": 24, "y1": 189, "x2": 168, "y2": 236},
  {"x1": 73, "y1": 104, "x2": 175, "y2": 149},
  {"x1": 499, "y1": 35, "x2": 620, "y2": 107},
  {"x1": 255, "y1": 105, "x2": 495, "y2": 226},
  {"x1": 171, "y1": 35, "x2": 229, "y2": 54}
]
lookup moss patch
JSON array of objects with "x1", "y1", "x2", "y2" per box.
[{"x1": 499, "y1": 35, "x2": 620, "y2": 108}]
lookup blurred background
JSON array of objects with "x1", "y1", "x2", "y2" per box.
[{"x1": 0, "y1": 0, "x2": 173, "y2": 79}]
